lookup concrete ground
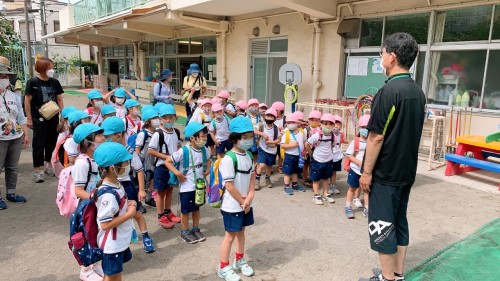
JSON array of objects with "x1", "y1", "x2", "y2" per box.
[{"x1": 0, "y1": 93, "x2": 499, "y2": 281}]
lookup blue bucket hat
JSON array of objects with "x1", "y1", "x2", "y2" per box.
[
  {"x1": 229, "y1": 116, "x2": 254, "y2": 134},
  {"x1": 94, "y1": 142, "x2": 132, "y2": 168},
  {"x1": 61, "y1": 106, "x2": 77, "y2": 119},
  {"x1": 185, "y1": 121, "x2": 206, "y2": 138},
  {"x1": 101, "y1": 104, "x2": 116, "y2": 116},
  {"x1": 142, "y1": 109, "x2": 159, "y2": 122},
  {"x1": 188, "y1": 63, "x2": 201, "y2": 73},
  {"x1": 68, "y1": 110, "x2": 89, "y2": 124},
  {"x1": 141, "y1": 105, "x2": 154, "y2": 114},
  {"x1": 124, "y1": 99, "x2": 140, "y2": 109},
  {"x1": 113, "y1": 88, "x2": 127, "y2": 98},
  {"x1": 154, "y1": 103, "x2": 167, "y2": 113},
  {"x1": 73, "y1": 123, "x2": 103, "y2": 144},
  {"x1": 160, "y1": 69, "x2": 174, "y2": 81},
  {"x1": 87, "y1": 90, "x2": 103, "y2": 100},
  {"x1": 158, "y1": 104, "x2": 176, "y2": 116},
  {"x1": 100, "y1": 116, "x2": 125, "y2": 136}
]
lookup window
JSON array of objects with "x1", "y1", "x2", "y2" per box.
[
  {"x1": 385, "y1": 13, "x2": 430, "y2": 44},
  {"x1": 177, "y1": 39, "x2": 189, "y2": 54},
  {"x1": 360, "y1": 18, "x2": 383, "y2": 47},
  {"x1": 482, "y1": 50, "x2": 500, "y2": 110},
  {"x1": 18, "y1": 20, "x2": 36, "y2": 41},
  {"x1": 204, "y1": 57, "x2": 216, "y2": 84},
  {"x1": 492, "y1": 4, "x2": 500, "y2": 40},
  {"x1": 437, "y1": 6, "x2": 492, "y2": 42},
  {"x1": 270, "y1": 38, "x2": 288, "y2": 52},
  {"x1": 166, "y1": 41, "x2": 177, "y2": 55},
  {"x1": 126, "y1": 45, "x2": 133, "y2": 57},
  {"x1": 54, "y1": 20, "x2": 65, "y2": 44},
  {"x1": 204, "y1": 37, "x2": 217, "y2": 53},
  {"x1": 146, "y1": 58, "x2": 163, "y2": 79},
  {"x1": 190, "y1": 38, "x2": 204, "y2": 54},
  {"x1": 415, "y1": 51, "x2": 426, "y2": 87}
]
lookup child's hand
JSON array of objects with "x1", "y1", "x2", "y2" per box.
[
  {"x1": 215, "y1": 140, "x2": 220, "y2": 146},
  {"x1": 127, "y1": 201, "x2": 137, "y2": 216},
  {"x1": 176, "y1": 172, "x2": 187, "y2": 183},
  {"x1": 262, "y1": 134, "x2": 270, "y2": 141},
  {"x1": 138, "y1": 190, "x2": 146, "y2": 202}
]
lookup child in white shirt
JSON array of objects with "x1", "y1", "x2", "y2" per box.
[
  {"x1": 255, "y1": 108, "x2": 280, "y2": 190},
  {"x1": 209, "y1": 103, "x2": 232, "y2": 159},
  {"x1": 280, "y1": 112, "x2": 306, "y2": 195}
]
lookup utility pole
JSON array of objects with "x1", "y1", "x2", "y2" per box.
[
  {"x1": 40, "y1": 0, "x2": 48, "y2": 57},
  {"x1": 24, "y1": 0, "x2": 33, "y2": 77}
]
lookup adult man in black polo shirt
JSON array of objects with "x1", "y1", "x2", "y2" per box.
[{"x1": 359, "y1": 33, "x2": 426, "y2": 281}]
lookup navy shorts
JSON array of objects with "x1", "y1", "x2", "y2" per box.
[
  {"x1": 153, "y1": 165, "x2": 172, "y2": 191},
  {"x1": 206, "y1": 133, "x2": 215, "y2": 147},
  {"x1": 102, "y1": 248, "x2": 132, "y2": 276},
  {"x1": 257, "y1": 147, "x2": 277, "y2": 166},
  {"x1": 216, "y1": 139, "x2": 234, "y2": 154},
  {"x1": 309, "y1": 159, "x2": 334, "y2": 181},
  {"x1": 347, "y1": 169, "x2": 361, "y2": 188},
  {"x1": 180, "y1": 191, "x2": 199, "y2": 214},
  {"x1": 368, "y1": 182, "x2": 412, "y2": 255},
  {"x1": 121, "y1": 180, "x2": 142, "y2": 211},
  {"x1": 221, "y1": 208, "x2": 254, "y2": 232},
  {"x1": 332, "y1": 159, "x2": 342, "y2": 172},
  {"x1": 282, "y1": 154, "x2": 300, "y2": 175}
]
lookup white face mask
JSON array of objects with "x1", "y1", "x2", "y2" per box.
[
  {"x1": 287, "y1": 124, "x2": 298, "y2": 131},
  {"x1": 132, "y1": 109, "x2": 140, "y2": 117},
  {"x1": 151, "y1": 119, "x2": 161, "y2": 128},
  {"x1": 192, "y1": 72, "x2": 199, "y2": 78},
  {"x1": 115, "y1": 98, "x2": 125, "y2": 105},
  {"x1": 115, "y1": 164, "x2": 130, "y2": 177},
  {"x1": 0, "y1": 79, "x2": 10, "y2": 91},
  {"x1": 47, "y1": 69, "x2": 55, "y2": 78},
  {"x1": 379, "y1": 57, "x2": 387, "y2": 76},
  {"x1": 94, "y1": 101, "x2": 104, "y2": 108}
]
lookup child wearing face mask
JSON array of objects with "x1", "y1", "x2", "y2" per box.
[
  {"x1": 255, "y1": 108, "x2": 280, "y2": 190},
  {"x1": 122, "y1": 99, "x2": 142, "y2": 144},
  {"x1": 194, "y1": 99, "x2": 216, "y2": 157},
  {"x1": 56, "y1": 106, "x2": 77, "y2": 140},
  {"x1": 328, "y1": 115, "x2": 347, "y2": 195},
  {"x1": 305, "y1": 113, "x2": 337, "y2": 205},
  {"x1": 148, "y1": 105, "x2": 182, "y2": 230},
  {"x1": 71, "y1": 123, "x2": 106, "y2": 281},
  {"x1": 302, "y1": 110, "x2": 323, "y2": 186},
  {"x1": 345, "y1": 114, "x2": 370, "y2": 219},
  {"x1": 107, "y1": 88, "x2": 137, "y2": 119},
  {"x1": 280, "y1": 112, "x2": 306, "y2": 196},
  {"x1": 101, "y1": 116, "x2": 156, "y2": 254},
  {"x1": 246, "y1": 98, "x2": 262, "y2": 160},
  {"x1": 259, "y1": 103, "x2": 268, "y2": 116},
  {"x1": 209, "y1": 103, "x2": 232, "y2": 159},
  {"x1": 235, "y1": 100, "x2": 248, "y2": 117},
  {"x1": 165, "y1": 122, "x2": 212, "y2": 244},
  {"x1": 64, "y1": 111, "x2": 90, "y2": 166},
  {"x1": 93, "y1": 142, "x2": 136, "y2": 281},
  {"x1": 86, "y1": 90, "x2": 107, "y2": 125},
  {"x1": 271, "y1": 101, "x2": 286, "y2": 174}
]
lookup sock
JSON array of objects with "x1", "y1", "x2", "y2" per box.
[
  {"x1": 381, "y1": 275, "x2": 395, "y2": 281},
  {"x1": 256, "y1": 173, "x2": 261, "y2": 180},
  {"x1": 284, "y1": 184, "x2": 290, "y2": 188},
  {"x1": 345, "y1": 201, "x2": 351, "y2": 207},
  {"x1": 142, "y1": 231, "x2": 149, "y2": 237},
  {"x1": 157, "y1": 214, "x2": 163, "y2": 219},
  {"x1": 220, "y1": 261, "x2": 230, "y2": 269},
  {"x1": 181, "y1": 229, "x2": 190, "y2": 235},
  {"x1": 164, "y1": 209, "x2": 171, "y2": 215},
  {"x1": 265, "y1": 175, "x2": 270, "y2": 180},
  {"x1": 192, "y1": 226, "x2": 200, "y2": 232},
  {"x1": 292, "y1": 182, "x2": 298, "y2": 187},
  {"x1": 235, "y1": 252, "x2": 244, "y2": 261},
  {"x1": 394, "y1": 273, "x2": 404, "y2": 280}
]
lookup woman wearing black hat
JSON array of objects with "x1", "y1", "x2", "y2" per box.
[
  {"x1": 153, "y1": 69, "x2": 175, "y2": 105},
  {"x1": 0, "y1": 56, "x2": 29, "y2": 210}
]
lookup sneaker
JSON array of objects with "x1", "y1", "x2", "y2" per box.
[
  {"x1": 44, "y1": 166, "x2": 55, "y2": 177},
  {"x1": 358, "y1": 276, "x2": 382, "y2": 281},
  {"x1": 0, "y1": 198, "x2": 7, "y2": 210},
  {"x1": 345, "y1": 206, "x2": 355, "y2": 219},
  {"x1": 265, "y1": 178, "x2": 273, "y2": 188},
  {"x1": 292, "y1": 185, "x2": 306, "y2": 192},
  {"x1": 313, "y1": 195, "x2": 323, "y2": 205},
  {"x1": 354, "y1": 198, "x2": 364, "y2": 208},
  {"x1": 303, "y1": 178, "x2": 312, "y2": 186},
  {"x1": 233, "y1": 258, "x2": 254, "y2": 277},
  {"x1": 6, "y1": 193, "x2": 27, "y2": 203},
  {"x1": 180, "y1": 230, "x2": 198, "y2": 244},
  {"x1": 158, "y1": 216, "x2": 174, "y2": 229},
  {"x1": 165, "y1": 211, "x2": 181, "y2": 223},
  {"x1": 143, "y1": 235, "x2": 156, "y2": 253},
  {"x1": 283, "y1": 187, "x2": 293, "y2": 195},
  {"x1": 363, "y1": 207, "x2": 369, "y2": 218},
  {"x1": 192, "y1": 228, "x2": 206, "y2": 242},
  {"x1": 33, "y1": 172, "x2": 44, "y2": 183},
  {"x1": 138, "y1": 205, "x2": 147, "y2": 214},
  {"x1": 322, "y1": 193, "x2": 335, "y2": 204},
  {"x1": 255, "y1": 179, "x2": 261, "y2": 191},
  {"x1": 80, "y1": 266, "x2": 103, "y2": 281},
  {"x1": 217, "y1": 265, "x2": 241, "y2": 281},
  {"x1": 329, "y1": 184, "x2": 340, "y2": 194},
  {"x1": 144, "y1": 193, "x2": 156, "y2": 207},
  {"x1": 371, "y1": 268, "x2": 406, "y2": 281},
  {"x1": 91, "y1": 264, "x2": 104, "y2": 277}
]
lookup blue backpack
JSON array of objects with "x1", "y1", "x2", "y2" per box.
[
  {"x1": 169, "y1": 145, "x2": 208, "y2": 186},
  {"x1": 68, "y1": 186, "x2": 126, "y2": 267},
  {"x1": 127, "y1": 128, "x2": 148, "y2": 153}
]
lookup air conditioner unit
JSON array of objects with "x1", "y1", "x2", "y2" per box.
[{"x1": 337, "y1": 19, "x2": 360, "y2": 38}]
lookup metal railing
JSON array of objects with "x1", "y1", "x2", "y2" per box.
[{"x1": 72, "y1": 0, "x2": 149, "y2": 26}]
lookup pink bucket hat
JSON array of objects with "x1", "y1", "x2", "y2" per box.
[
  {"x1": 259, "y1": 103, "x2": 268, "y2": 109},
  {"x1": 265, "y1": 108, "x2": 277, "y2": 118},
  {"x1": 286, "y1": 112, "x2": 300, "y2": 123},
  {"x1": 272, "y1": 101, "x2": 285, "y2": 111},
  {"x1": 247, "y1": 98, "x2": 259, "y2": 106},
  {"x1": 333, "y1": 115, "x2": 342, "y2": 123},
  {"x1": 358, "y1": 114, "x2": 371, "y2": 127},
  {"x1": 294, "y1": 111, "x2": 304, "y2": 121},
  {"x1": 308, "y1": 110, "x2": 322, "y2": 120},
  {"x1": 199, "y1": 98, "x2": 212, "y2": 107},
  {"x1": 236, "y1": 100, "x2": 248, "y2": 110},
  {"x1": 321, "y1": 113, "x2": 336, "y2": 123},
  {"x1": 217, "y1": 90, "x2": 230, "y2": 99},
  {"x1": 211, "y1": 103, "x2": 224, "y2": 112}
]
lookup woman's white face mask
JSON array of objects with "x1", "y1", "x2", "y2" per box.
[{"x1": 192, "y1": 72, "x2": 199, "y2": 78}]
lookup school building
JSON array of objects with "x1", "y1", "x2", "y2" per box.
[{"x1": 43, "y1": 0, "x2": 500, "y2": 135}]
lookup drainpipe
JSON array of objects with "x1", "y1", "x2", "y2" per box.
[
  {"x1": 311, "y1": 20, "x2": 322, "y2": 102},
  {"x1": 219, "y1": 31, "x2": 227, "y2": 88}
]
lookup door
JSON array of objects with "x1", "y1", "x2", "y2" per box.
[
  {"x1": 268, "y1": 57, "x2": 287, "y2": 104},
  {"x1": 251, "y1": 56, "x2": 286, "y2": 104}
]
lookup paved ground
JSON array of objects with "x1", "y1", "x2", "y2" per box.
[{"x1": 1, "y1": 93, "x2": 499, "y2": 281}]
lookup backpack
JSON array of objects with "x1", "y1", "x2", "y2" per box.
[
  {"x1": 56, "y1": 156, "x2": 94, "y2": 217},
  {"x1": 153, "y1": 128, "x2": 182, "y2": 185},
  {"x1": 210, "y1": 115, "x2": 230, "y2": 132},
  {"x1": 280, "y1": 128, "x2": 305, "y2": 158},
  {"x1": 207, "y1": 150, "x2": 254, "y2": 208},
  {"x1": 313, "y1": 131, "x2": 335, "y2": 148},
  {"x1": 344, "y1": 137, "x2": 360, "y2": 171},
  {"x1": 68, "y1": 185, "x2": 126, "y2": 267},
  {"x1": 171, "y1": 145, "x2": 208, "y2": 186},
  {"x1": 51, "y1": 134, "x2": 72, "y2": 178},
  {"x1": 127, "y1": 128, "x2": 148, "y2": 154}
]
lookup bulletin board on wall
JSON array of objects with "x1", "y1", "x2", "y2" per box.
[{"x1": 344, "y1": 56, "x2": 386, "y2": 98}]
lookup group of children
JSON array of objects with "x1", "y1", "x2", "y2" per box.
[{"x1": 56, "y1": 88, "x2": 370, "y2": 281}]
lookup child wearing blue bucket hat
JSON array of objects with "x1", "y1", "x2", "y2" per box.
[
  {"x1": 86, "y1": 89, "x2": 107, "y2": 125},
  {"x1": 100, "y1": 104, "x2": 116, "y2": 121},
  {"x1": 217, "y1": 116, "x2": 256, "y2": 280},
  {"x1": 106, "y1": 88, "x2": 137, "y2": 119},
  {"x1": 123, "y1": 99, "x2": 142, "y2": 144},
  {"x1": 165, "y1": 121, "x2": 211, "y2": 244},
  {"x1": 56, "y1": 106, "x2": 77, "y2": 139},
  {"x1": 63, "y1": 111, "x2": 90, "y2": 166},
  {"x1": 93, "y1": 142, "x2": 136, "y2": 280}
]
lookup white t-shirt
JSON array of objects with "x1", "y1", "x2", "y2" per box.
[
  {"x1": 64, "y1": 137, "x2": 79, "y2": 157},
  {"x1": 307, "y1": 132, "x2": 334, "y2": 163},
  {"x1": 259, "y1": 124, "x2": 280, "y2": 154},
  {"x1": 332, "y1": 133, "x2": 344, "y2": 162},
  {"x1": 135, "y1": 129, "x2": 154, "y2": 159},
  {"x1": 111, "y1": 102, "x2": 127, "y2": 119},
  {"x1": 208, "y1": 117, "x2": 230, "y2": 142},
  {"x1": 280, "y1": 129, "x2": 306, "y2": 156},
  {"x1": 71, "y1": 155, "x2": 99, "y2": 192},
  {"x1": 195, "y1": 111, "x2": 212, "y2": 126},
  {"x1": 96, "y1": 183, "x2": 133, "y2": 254},
  {"x1": 225, "y1": 103, "x2": 236, "y2": 114},
  {"x1": 219, "y1": 151, "x2": 254, "y2": 213},
  {"x1": 249, "y1": 114, "x2": 262, "y2": 131},
  {"x1": 148, "y1": 127, "x2": 180, "y2": 166},
  {"x1": 86, "y1": 108, "x2": 103, "y2": 125},
  {"x1": 274, "y1": 117, "x2": 285, "y2": 130},
  {"x1": 117, "y1": 152, "x2": 143, "y2": 181},
  {"x1": 345, "y1": 139, "x2": 367, "y2": 175},
  {"x1": 189, "y1": 107, "x2": 202, "y2": 124},
  {"x1": 123, "y1": 116, "x2": 142, "y2": 144},
  {"x1": 171, "y1": 145, "x2": 211, "y2": 193}
]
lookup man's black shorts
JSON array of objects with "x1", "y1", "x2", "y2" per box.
[{"x1": 368, "y1": 182, "x2": 412, "y2": 254}]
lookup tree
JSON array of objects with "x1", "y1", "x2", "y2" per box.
[{"x1": 0, "y1": 15, "x2": 20, "y2": 55}]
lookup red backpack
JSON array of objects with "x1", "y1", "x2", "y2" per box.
[
  {"x1": 51, "y1": 134, "x2": 72, "y2": 178},
  {"x1": 343, "y1": 137, "x2": 360, "y2": 171}
]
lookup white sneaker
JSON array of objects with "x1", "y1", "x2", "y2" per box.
[
  {"x1": 91, "y1": 263, "x2": 104, "y2": 277},
  {"x1": 217, "y1": 265, "x2": 241, "y2": 281},
  {"x1": 233, "y1": 258, "x2": 254, "y2": 277},
  {"x1": 329, "y1": 184, "x2": 340, "y2": 194},
  {"x1": 313, "y1": 195, "x2": 324, "y2": 205},
  {"x1": 353, "y1": 198, "x2": 363, "y2": 208},
  {"x1": 322, "y1": 194, "x2": 335, "y2": 204},
  {"x1": 80, "y1": 266, "x2": 103, "y2": 281}
]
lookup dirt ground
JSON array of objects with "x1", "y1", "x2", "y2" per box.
[{"x1": 0, "y1": 93, "x2": 499, "y2": 281}]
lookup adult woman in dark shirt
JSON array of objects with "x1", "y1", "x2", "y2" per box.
[{"x1": 24, "y1": 57, "x2": 64, "y2": 183}]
